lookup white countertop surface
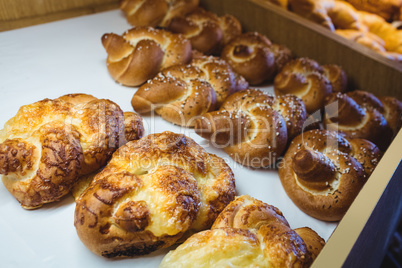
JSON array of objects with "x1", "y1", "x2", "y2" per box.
[{"x1": 0, "y1": 10, "x2": 336, "y2": 267}]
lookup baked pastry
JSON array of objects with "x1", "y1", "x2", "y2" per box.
[
  {"x1": 323, "y1": 91, "x2": 396, "y2": 150},
  {"x1": 167, "y1": 8, "x2": 242, "y2": 55},
  {"x1": 358, "y1": 11, "x2": 402, "y2": 54},
  {"x1": 160, "y1": 195, "x2": 325, "y2": 267},
  {"x1": 335, "y1": 29, "x2": 387, "y2": 52},
  {"x1": 221, "y1": 32, "x2": 293, "y2": 85},
  {"x1": 0, "y1": 94, "x2": 144, "y2": 209},
  {"x1": 101, "y1": 27, "x2": 192, "y2": 86},
  {"x1": 345, "y1": 0, "x2": 402, "y2": 21},
  {"x1": 289, "y1": 0, "x2": 336, "y2": 31},
  {"x1": 274, "y1": 57, "x2": 338, "y2": 114},
  {"x1": 120, "y1": 0, "x2": 199, "y2": 27},
  {"x1": 195, "y1": 89, "x2": 307, "y2": 168},
  {"x1": 322, "y1": 64, "x2": 348, "y2": 93},
  {"x1": 74, "y1": 131, "x2": 235, "y2": 257},
  {"x1": 279, "y1": 129, "x2": 381, "y2": 221},
  {"x1": 131, "y1": 55, "x2": 248, "y2": 126}
]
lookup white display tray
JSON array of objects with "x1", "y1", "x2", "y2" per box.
[{"x1": 0, "y1": 10, "x2": 337, "y2": 267}]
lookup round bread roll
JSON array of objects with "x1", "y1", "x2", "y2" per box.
[
  {"x1": 101, "y1": 27, "x2": 192, "y2": 86},
  {"x1": 323, "y1": 91, "x2": 394, "y2": 150},
  {"x1": 279, "y1": 129, "x2": 381, "y2": 221},
  {"x1": 160, "y1": 195, "x2": 325, "y2": 267},
  {"x1": 167, "y1": 8, "x2": 241, "y2": 55},
  {"x1": 120, "y1": 0, "x2": 199, "y2": 27},
  {"x1": 194, "y1": 89, "x2": 307, "y2": 168},
  {"x1": 221, "y1": 32, "x2": 292, "y2": 85},
  {"x1": 131, "y1": 55, "x2": 248, "y2": 126},
  {"x1": 74, "y1": 131, "x2": 235, "y2": 257},
  {"x1": 274, "y1": 57, "x2": 333, "y2": 114},
  {"x1": 0, "y1": 94, "x2": 144, "y2": 209}
]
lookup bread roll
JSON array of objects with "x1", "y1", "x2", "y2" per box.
[
  {"x1": 131, "y1": 55, "x2": 248, "y2": 126},
  {"x1": 160, "y1": 195, "x2": 325, "y2": 267},
  {"x1": 120, "y1": 0, "x2": 199, "y2": 27},
  {"x1": 74, "y1": 131, "x2": 235, "y2": 257},
  {"x1": 279, "y1": 129, "x2": 381, "y2": 221},
  {"x1": 167, "y1": 8, "x2": 241, "y2": 55},
  {"x1": 221, "y1": 32, "x2": 292, "y2": 85},
  {"x1": 0, "y1": 94, "x2": 144, "y2": 209},
  {"x1": 101, "y1": 27, "x2": 192, "y2": 86},
  {"x1": 345, "y1": 0, "x2": 402, "y2": 21},
  {"x1": 274, "y1": 57, "x2": 333, "y2": 114},
  {"x1": 195, "y1": 89, "x2": 307, "y2": 168},
  {"x1": 323, "y1": 91, "x2": 396, "y2": 150}
]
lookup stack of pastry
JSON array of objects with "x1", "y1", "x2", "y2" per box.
[{"x1": 286, "y1": 0, "x2": 402, "y2": 61}]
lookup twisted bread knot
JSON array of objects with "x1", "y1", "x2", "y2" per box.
[
  {"x1": 167, "y1": 8, "x2": 241, "y2": 55},
  {"x1": 160, "y1": 195, "x2": 325, "y2": 267},
  {"x1": 279, "y1": 129, "x2": 381, "y2": 221},
  {"x1": 101, "y1": 27, "x2": 192, "y2": 86},
  {"x1": 131, "y1": 55, "x2": 248, "y2": 126},
  {"x1": 120, "y1": 0, "x2": 199, "y2": 27},
  {"x1": 74, "y1": 131, "x2": 235, "y2": 257},
  {"x1": 324, "y1": 90, "x2": 399, "y2": 150},
  {"x1": 221, "y1": 32, "x2": 293, "y2": 85},
  {"x1": 274, "y1": 57, "x2": 347, "y2": 114},
  {"x1": 194, "y1": 89, "x2": 307, "y2": 168},
  {"x1": 0, "y1": 94, "x2": 144, "y2": 209}
]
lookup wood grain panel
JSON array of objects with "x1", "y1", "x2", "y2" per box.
[{"x1": 0, "y1": 0, "x2": 120, "y2": 31}]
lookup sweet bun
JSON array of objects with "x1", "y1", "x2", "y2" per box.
[
  {"x1": 221, "y1": 32, "x2": 292, "y2": 85},
  {"x1": 131, "y1": 55, "x2": 248, "y2": 126},
  {"x1": 160, "y1": 195, "x2": 325, "y2": 267},
  {"x1": 167, "y1": 8, "x2": 241, "y2": 55},
  {"x1": 194, "y1": 89, "x2": 307, "y2": 168},
  {"x1": 101, "y1": 27, "x2": 191, "y2": 86},
  {"x1": 74, "y1": 131, "x2": 235, "y2": 257},
  {"x1": 120, "y1": 0, "x2": 199, "y2": 27},
  {"x1": 279, "y1": 129, "x2": 381, "y2": 221},
  {"x1": 274, "y1": 57, "x2": 333, "y2": 114},
  {"x1": 0, "y1": 94, "x2": 144, "y2": 209},
  {"x1": 323, "y1": 91, "x2": 393, "y2": 150}
]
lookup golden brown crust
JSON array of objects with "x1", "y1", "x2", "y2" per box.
[
  {"x1": 131, "y1": 55, "x2": 248, "y2": 126},
  {"x1": 120, "y1": 0, "x2": 199, "y2": 27},
  {"x1": 160, "y1": 195, "x2": 324, "y2": 267},
  {"x1": 324, "y1": 91, "x2": 392, "y2": 150},
  {"x1": 195, "y1": 89, "x2": 307, "y2": 168},
  {"x1": 274, "y1": 57, "x2": 332, "y2": 114},
  {"x1": 74, "y1": 131, "x2": 235, "y2": 257},
  {"x1": 168, "y1": 8, "x2": 242, "y2": 55},
  {"x1": 345, "y1": 0, "x2": 402, "y2": 21},
  {"x1": 0, "y1": 94, "x2": 144, "y2": 209},
  {"x1": 279, "y1": 129, "x2": 381, "y2": 221},
  {"x1": 102, "y1": 27, "x2": 192, "y2": 87},
  {"x1": 322, "y1": 64, "x2": 348, "y2": 93},
  {"x1": 221, "y1": 32, "x2": 282, "y2": 85}
]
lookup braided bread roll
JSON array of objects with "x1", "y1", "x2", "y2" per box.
[
  {"x1": 323, "y1": 91, "x2": 397, "y2": 150},
  {"x1": 131, "y1": 55, "x2": 248, "y2": 126},
  {"x1": 160, "y1": 195, "x2": 325, "y2": 267},
  {"x1": 274, "y1": 57, "x2": 345, "y2": 114},
  {"x1": 0, "y1": 94, "x2": 144, "y2": 209},
  {"x1": 74, "y1": 131, "x2": 235, "y2": 257},
  {"x1": 167, "y1": 8, "x2": 242, "y2": 55},
  {"x1": 195, "y1": 89, "x2": 307, "y2": 168},
  {"x1": 101, "y1": 27, "x2": 192, "y2": 87},
  {"x1": 120, "y1": 0, "x2": 199, "y2": 27},
  {"x1": 221, "y1": 32, "x2": 293, "y2": 85},
  {"x1": 279, "y1": 129, "x2": 381, "y2": 221}
]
